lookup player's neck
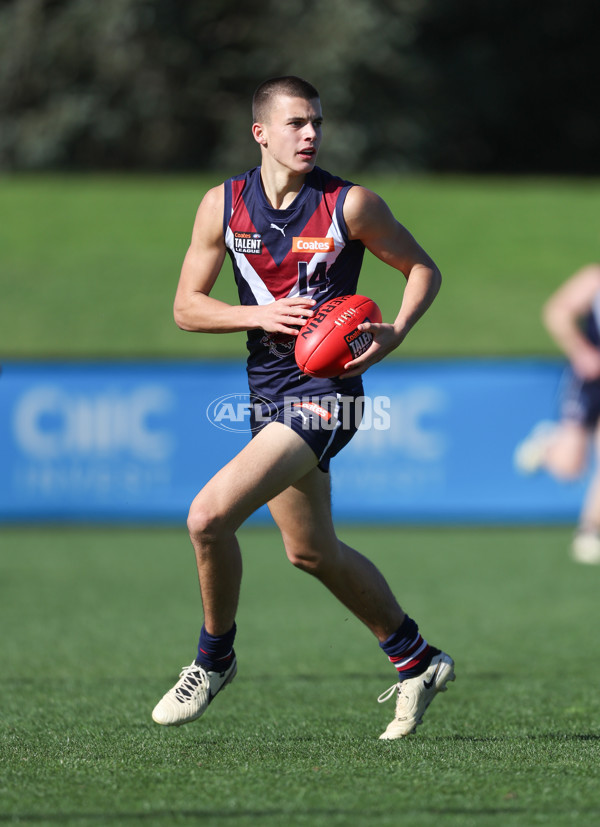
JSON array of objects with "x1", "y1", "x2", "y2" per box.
[{"x1": 259, "y1": 164, "x2": 307, "y2": 210}]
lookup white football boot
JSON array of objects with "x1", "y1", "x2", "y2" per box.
[
  {"x1": 378, "y1": 651, "x2": 455, "y2": 740},
  {"x1": 152, "y1": 657, "x2": 237, "y2": 726},
  {"x1": 513, "y1": 421, "x2": 557, "y2": 474},
  {"x1": 571, "y1": 531, "x2": 600, "y2": 564}
]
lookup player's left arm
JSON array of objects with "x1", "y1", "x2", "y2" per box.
[{"x1": 342, "y1": 186, "x2": 442, "y2": 376}]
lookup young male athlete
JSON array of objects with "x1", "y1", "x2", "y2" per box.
[
  {"x1": 152, "y1": 76, "x2": 455, "y2": 739},
  {"x1": 515, "y1": 263, "x2": 600, "y2": 564}
]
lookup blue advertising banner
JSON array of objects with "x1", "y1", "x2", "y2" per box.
[{"x1": 0, "y1": 359, "x2": 588, "y2": 524}]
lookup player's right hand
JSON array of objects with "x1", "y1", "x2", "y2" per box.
[{"x1": 257, "y1": 297, "x2": 316, "y2": 335}]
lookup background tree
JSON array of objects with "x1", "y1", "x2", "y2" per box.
[{"x1": 0, "y1": 0, "x2": 597, "y2": 173}]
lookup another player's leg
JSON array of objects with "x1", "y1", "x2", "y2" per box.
[
  {"x1": 515, "y1": 415, "x2": 589, "y2": 479},
  {"x1": 515, "y1": 417, "x2": 600, "y2": 562},
  {"x1": 572, "y1": 425, "x2": 600, "y2": 564},
  {"x1": 152, "y1": 423, "x2": 319, "y2": 726},
  {"x1": 267, "y1": 469, "x2": 455, "y2": 739},
  {"x1": 513, "y1": 420, "x2": 560, "y2": 474}
]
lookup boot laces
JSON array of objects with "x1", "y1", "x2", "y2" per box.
[
  {"x1": 174, "y1": 663, "x2": 207, "y2": 703},
  {"x1": 377, "y1": 682, "x2": 400, "y2": 704}
]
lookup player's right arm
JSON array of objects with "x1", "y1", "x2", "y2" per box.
[
  {"x1": 173, "y1": 184, "x2": 314, "y2": 336},
  {"x1": 543, "y1": 264, "x2": 600, "y2": 380}
]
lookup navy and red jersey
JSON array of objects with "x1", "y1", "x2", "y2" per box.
[
  {"x1": 223, "y1": 165, "x2": 366, "y2": 398},
  {"x1": 561, "y1": 291, "x2": 600, "y2": 425},
  {"x1": 584, "y1": 291, "x2": 600, "y2": 347}
]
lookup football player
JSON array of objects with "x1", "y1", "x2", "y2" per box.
[{"x1": 152, "y1": 76, "x2": 453, "y2": 739}]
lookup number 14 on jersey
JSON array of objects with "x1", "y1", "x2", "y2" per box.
[{"x1": 298, "y1": 261, "x2": 329, "y2": 296}]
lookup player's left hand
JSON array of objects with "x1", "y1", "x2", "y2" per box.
[{"x1": 340, "y1": 321, "x2": 404, "y2": 378}]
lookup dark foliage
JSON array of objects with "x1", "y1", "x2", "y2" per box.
[{"x1": 1, "y1": 0, "x2": 597, "y2": 173}]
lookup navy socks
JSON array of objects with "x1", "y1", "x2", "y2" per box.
[
  {"x1": 196, "y1": 623, "x2": 236, "y2": 672},
  {"x1": 380, "y1": 615, "x2": 437, "y2": 681}
]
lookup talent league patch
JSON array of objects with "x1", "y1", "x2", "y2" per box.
[
  {"x1": 234, "y1": 231, "x2": 262, "y2": 254},
  {"x1": 344, "y1": 322, "x2": 374, "y2": 358}
]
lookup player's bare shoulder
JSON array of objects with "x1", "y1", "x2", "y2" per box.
[
  {"x1": 191, "y1": 183, "x2": 226, "y2": 247},
  {"x1": 343, "y1": 185, "x2": 393, "y2": 242},
  {"x1": 545, "y1": 264, "x2": 600, "y2": 317},
  {"x1": 199, "y1": 182, "x2": 225, "y2": 212}
]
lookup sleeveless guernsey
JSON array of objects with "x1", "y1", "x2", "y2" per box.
[{"x1": 223, "y1": 166, "x2": 366, "y2": 398}]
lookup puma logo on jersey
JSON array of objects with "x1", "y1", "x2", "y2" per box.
[{"x1": 270, "y1": 223, "x2": 288, "y2": 236}]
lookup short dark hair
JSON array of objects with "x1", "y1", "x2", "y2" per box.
[{"x1": 252, "y1": 76, "x2": 320, "y2": 123}]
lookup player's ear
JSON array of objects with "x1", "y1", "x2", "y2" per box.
[{"x1": 252, "y1": 122, "x2": 267, "y2": 146}]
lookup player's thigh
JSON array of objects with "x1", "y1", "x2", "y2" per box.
[
  {"x1": 189, "y1": 421, "x2": 318, "y2": 534},
  {"x1": 267, "y1": 466, "x2": 339, "y2": 567},
  {"x1": 546, "y1": 420, "x2": 590, "y2": 478}
]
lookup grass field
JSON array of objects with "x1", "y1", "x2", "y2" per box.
[
  {"x1": 1, "y1": 173, "x2": 600, "y2": 358},
  {"x1": 1, "y1": 524, "x2": 600, "y2": 826},
  {"x1": 3, "y1": 174, "x2": 600, "y2": 824}
]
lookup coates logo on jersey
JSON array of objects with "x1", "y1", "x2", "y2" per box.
[
  {"x1": 233, "y1": 231, "x2": 262, "y2": 254},
  {"x1": 292, "y1": 237, "x2": 335, "y2": 253}
]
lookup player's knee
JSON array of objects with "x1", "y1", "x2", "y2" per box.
[
  {"x1": 284, "y1": 540, "x2": 334, "y2": 576},
  {"x1": 547, "y1": 455, "x2": 585, "y2": 480},
  {"x1": 187, "y1": 499, "x2": 224, "y2": 543},
  {"x1": 287, "y1": 550, "x2": 321, "y2": 574},
  {"x1": 554, "y1": 466, "x2": 583, "y2": 482}
]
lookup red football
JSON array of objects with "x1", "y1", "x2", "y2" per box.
[{"x1": 295, "y1": 294, "x2": 382, "y2": 378}]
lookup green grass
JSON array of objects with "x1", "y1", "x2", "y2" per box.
[
  {"x1": 3, "y1": 174, "x2": 600, "y2": 823},
  {"x1": 1, "y1": 525, "x2": 600, "y2": 825},
  {"x1": 2, "y1": 173, "x2": 600, "y2": 358}
]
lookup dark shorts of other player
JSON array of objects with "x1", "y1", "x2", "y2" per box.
[
  {"x1": 249, "y1": 392, "x2": 363, "y2": 472},
  {"x1": 560, "y1": 368, "x2": 600, "y2": 428}
]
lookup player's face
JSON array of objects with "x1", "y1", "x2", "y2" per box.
[{"x1": 255, "y1": 94, "x2": 323, "y2": 174}]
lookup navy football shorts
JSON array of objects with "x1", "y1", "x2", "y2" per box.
[
  {"x1": 560, "y1": 368, "x2": 600, "y2": 427},
  {"x1": 249, "y1": 392, "x2": 362, "y2": 472}
]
